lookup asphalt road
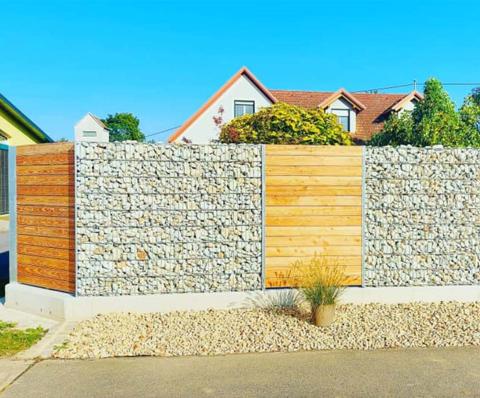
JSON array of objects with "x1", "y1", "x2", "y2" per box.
[{"x1": 2, "y1": 347, "x2": 480, "y2": 397}]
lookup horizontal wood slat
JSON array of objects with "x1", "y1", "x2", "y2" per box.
[
  {"x1": 18, "y1": 245, "x2": 74, "y2": 261},
  {"x1": 17, "y1": 254, "x2": 74, "y2": 272},
  {"x1": 18, "y1": 235, "x2": 74, "y2": 250},
  {"x1": 267, "y1": 176, "x2": 362, "y2": 187},
  {"x1": 17, "y1": 175, "x2": 73, "y2": 186},
  {"x1": 267, "y1": 246, "x2": 362, "y2": 257},
  {"x1": 266, "y1": 195, "x2": 361, "y2": 206},
  {"x1": 265, "y1": 145, "x2": 362, "y2": 288},
  {"x1": 16, "y1": 143, "x2": 75, "y2": 293},
  {"x1": 267, "y1": 206, "x2": 361, "y2": 217},
  {"x1": 16, "y1": 153, "x2": 73, "y2": 166},
  {"x1": 266, "y1": 186, "x2": 362, "y2": 196},
  {"x1": 266, "y1": 215, "x2": 361, "y2": 227},
  {"x1": 16, "y1": 143, "x2": 74, "y2": 156},
  {"x1": 17, "y1": 215, "x2": 74, "y2": 228},
  {"x1": 266, "y1": 226, "x2": 362, "y2": 236},
  {"x1": 17, "y1": 224, "x2": 74, "y2": 238},
  {"x1": 17, "y1": 196, "x2": 74, "y2": 206},
  {"x1": 266, "y1": 166, "x2": 362, "y2": 176},
  {"x1": 16, "y1": 272, "x2": 75, "y2": 293},
  {"x1": 17, "y1": 205, "x2": 74, "y2": 218},
  {"x1": 266, "y1": 256, "x2": 361, "y2": 267},
  {"x1": 267, "y1": 155, "x2": 362, "y2": 167},
  {"x1": 17, "y1": 185, "x2": 74, "y2": 196},
  {"x1": 266, "y1": 275, "x2": 362, "y2": 288},
  {"x1": 266, "y1": 145, "x2": 362, "y2": 156},
  {"x1": 17, "y1": 164, "x2": 74, "y2": 175},
  {"x1": 267, "y1": 235, "x2": 361, "y2": 247}
]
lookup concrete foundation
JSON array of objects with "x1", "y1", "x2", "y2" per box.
[{"x1": 5, "y1": 282, "x2": 480, "y2": 321}]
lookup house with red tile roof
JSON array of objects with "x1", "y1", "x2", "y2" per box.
[{"x1": 169, "y1": 67, "x2": 423, "y2": 144}]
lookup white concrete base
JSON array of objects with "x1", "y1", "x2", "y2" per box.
[{"x1": 5, "y1": 282, "x2": 480, "y2": 321}]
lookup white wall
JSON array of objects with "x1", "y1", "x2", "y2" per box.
[
  {"x1": 326, "y1": 97, "x2": 356, "y2": 133},
  {"x1": 176, "y1": 75, "x2": 274, "y2": 143},
  {"x1": 398, "y1": 98, "x2": 418, "y2": 115},
  {"x1": 74, "y1": 114, "x2": 109, "y2": 143}
]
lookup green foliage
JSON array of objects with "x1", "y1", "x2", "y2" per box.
[
  {"x1": 369, "y1": 112, "x2": 414, "y2": 146},
  {"x1": 370, "y1": 78, "x2": 480, "y2": 147},
  {"x1": 247, "y1": 290, "x2": 303, "y2": 311},
  {"x1": 219, "y1": 102, "x2": 353, "y2": 145},
  {"x1": 290, "y1": 256, "x2": 349, "y2": 309},
  {"x1": 459, "y1": 90, "x2": 480, "y2": 140},
  {"x1": 102, "y1": 113, "x2": 145, "y2": 142},
  {"x1": 0, "y1": 321, "x2": 46, "y2": 357}
]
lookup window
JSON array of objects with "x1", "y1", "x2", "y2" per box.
[
  {"x1": 331, "y1": 109, "x2": 350, "y2": 131},
  {"x1": 234, "y1": 100, "x2": 255, "y2": 117},
  {"x1": 83, "y1": 131, "x2": 97, "y2": 138}
]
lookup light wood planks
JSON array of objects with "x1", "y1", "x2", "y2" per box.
[
  {"x1": 16, "y1": 143, "x2": 75, "y2": 293},
  {"x1": 265, "y1": 145, "x2": 363, "y2": 288}
]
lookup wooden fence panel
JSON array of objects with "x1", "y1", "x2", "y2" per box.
[
  {"x1": 265, "y1": 145, "x2": 363, "y2": 288},
  {"x1": 16, "y1": 143, "x2": 75, "y2": 293}
]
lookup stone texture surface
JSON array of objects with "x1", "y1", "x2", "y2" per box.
[
  {"x1": 53, "y1": 302, "x2": 480, "y2": 358},
  {"x1": 76, "y1": 142, "x2": 262, "y2": 296},
  {"x1": 365, "y1": 146, "x2": 480, "y2": 286}
]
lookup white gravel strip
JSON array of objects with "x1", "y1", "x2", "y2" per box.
[{"x1": 54, "y1": 302, "x2": 480, "y2": 359}]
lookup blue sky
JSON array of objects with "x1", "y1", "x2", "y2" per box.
[{"x1": 1, "y1": 0, "x2": 479, "y2": 142}]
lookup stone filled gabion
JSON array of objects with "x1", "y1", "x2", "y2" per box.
[
  {"x1": 75, "y1": 142, "x2": 262, "y2": 296},
  {"x1": 365, "y1": 146, "x2": 480, "y2": 287}
]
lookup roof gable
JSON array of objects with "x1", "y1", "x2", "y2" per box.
[
  {"x1": 389, "y1": 91, "x2": 424, "y2": 112},
  {"x1": 0, "y1": 92, "x2": 52, "y2": 143},
  {"x1": 271, "y1": 89, "x2": 417, "y2": 141},
  {"x1": 318, "y1": 88, "x2": 366, "y2": 111},
  {"x1": 168, "y1": 67, "x2": 276, "y2": 143}
]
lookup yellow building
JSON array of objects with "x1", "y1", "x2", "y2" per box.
[
  {"x1": 0, "y1": 92, "x2": 52, "y2": 146},
  {"x1": 0, "y1": 92, "x2": 52, "y2": 216}
]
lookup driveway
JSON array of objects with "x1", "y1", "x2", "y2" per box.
[{"x1": 2, "y1": 347, "x2": 480, "y2": 397}]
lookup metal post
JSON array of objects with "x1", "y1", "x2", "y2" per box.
[
  {"x1": 361, "y1": 146, "x2": 366, "y2": 287},
  {"x1": 8, "y1": 146, "x2": 17, "y2": 283},
  {"x1": 261, "y1": 144, "x2": 266, "y2": 290}
]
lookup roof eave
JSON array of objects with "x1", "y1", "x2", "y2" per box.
[
  {"x1": 168, "y1": 66, "x2": 276, "y2": 143},
  {"x1": 0, "y1": 93, "x2": 53, "y2": 143},
  {"x1": 318, "y1": 88, "x2": 366, "y2": 111},
  {"x1": 390, "y1": 90, "x2": 424, "y2": 112}
]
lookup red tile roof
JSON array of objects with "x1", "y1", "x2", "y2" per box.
[{"x1": 270, "y1": 90, "x2": 410, "y2": 141}]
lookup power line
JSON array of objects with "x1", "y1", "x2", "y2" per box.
[
  {"x1": 145, "y1": 125, "x2": 181, "y2": 138},
  {"x1": 353, "y1": 81, "x2": 480, "y2": 94}
]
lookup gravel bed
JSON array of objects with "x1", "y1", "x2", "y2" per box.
[{"x1": 54, "y1": 302, "x2": 480, "y2": 359}]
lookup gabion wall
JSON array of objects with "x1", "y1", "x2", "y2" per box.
[
  {"x1": 75, "y1": 143, "x2": 262, "y2": 296},
  {"x1": 365, "y1": 146, "x2": 480, "y2": 286}
]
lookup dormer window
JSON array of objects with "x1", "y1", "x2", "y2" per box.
[
  {"x1": 331, "y1": 109, "x2": 350, "y2": 131},
  {"x1": 234, "y1": 100, "x2": 255, "y2": 117}
]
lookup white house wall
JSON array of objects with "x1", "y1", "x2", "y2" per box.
[
  {"x1": 74, "y1": 115, "x2": 110, "y2": 143},
  {"x1": 326, "y1": 97, "x2": 356, "y2": 133},
  {"x1": 177, "y1": 75, "x2": 274, "y2": 143},
  {"x1": 398, "y1": 99, "x2": 417, "y2": 115}
]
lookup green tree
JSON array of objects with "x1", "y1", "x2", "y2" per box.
[
  {"x1": 219, "y1": 102, "x2": 352, "y2": 145},
  {"x1": 102, "y1": 113, "x2": 145, "y2": 142},
  {"x1": 369, "y1": 112, "x2": 414, "y2": 147},
  {"x1": 459, "y1": 89, "x2": 480, "y2": 143},
  {"x1": 370, "y1": 78, "x2": 480, "y2": 147}
]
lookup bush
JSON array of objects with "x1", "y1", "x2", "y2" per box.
[
  {"x1": 219, "y1": 102, "x2": 353, "y2": 145},
  {"x1": 369, "y1": 78, "x2": 480, "y2": 147},
  {"x1": 290, "y1": 256, "x2": 350, "y2": 310}
]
